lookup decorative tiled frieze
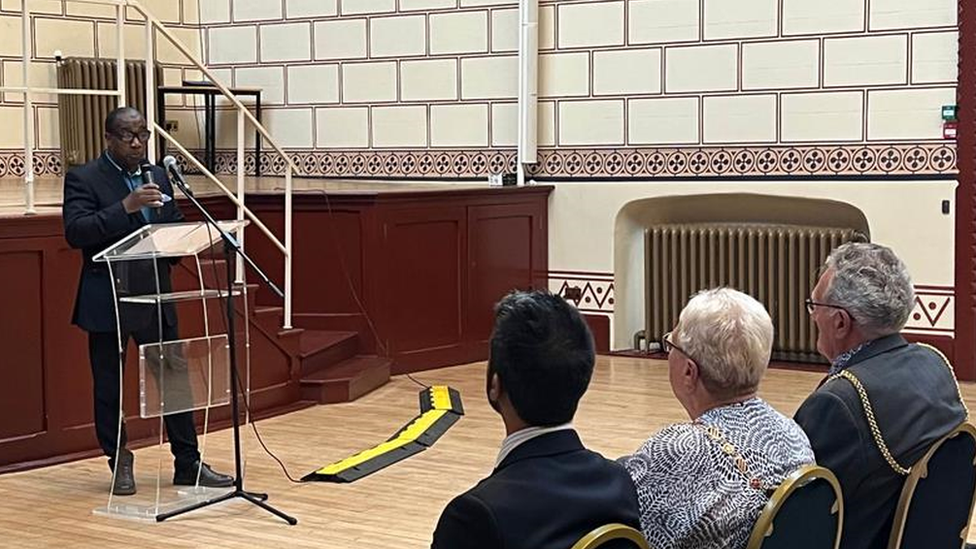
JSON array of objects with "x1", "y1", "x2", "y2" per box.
[
  {"x1": 546, "y1": 272, "x2": 953, "y2": 337},
  {"x1": 0, "y1": 150, "x2": 62, "y2": 177},
  {"x1": 0, "y1": 143, "x2": 958, "y2": 180},
  {"x1": 548, "y1": 271, "x2": 615, "y2": 314},
  {"x1": 181, "y1": 143, "x2": 959, "y2": 178},
  {"x1": 531, "y1": 144, "x2": 956, "y2": 178},
  {"x1": 904, "y1": 285, "x2": 954, "y2": 334},
  {"x1": 174, "y1": 149, "x2": 519, "y2": 178}
]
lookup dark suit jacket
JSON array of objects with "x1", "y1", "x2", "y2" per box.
[
  {"x1": 794, "y1": 334, "x2": 967, "y2": 549},
  {"x1": 431, "y1": 430, "x2": 641, "y2": 549},
  {"x1": 63, "y1": 152, "x2": 185, "y2": 333}
]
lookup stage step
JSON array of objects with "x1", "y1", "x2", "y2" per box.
[
  {"x1": 252, "y1": 305, "x2": 302, "y2": 354},
  {"x1": 298, "y1": 330, "x2": 360, "y2": 376},
  {"x1": 300, "y1": 356, "x2": 391, "y2": 404}
]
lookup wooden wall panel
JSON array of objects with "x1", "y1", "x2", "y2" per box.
[
  {"x1": 0, "y1": 185, "x2": 551, "y2": 471},
  {"x1": 296, "y1": 211, "x2": 365, "y2": 314},
  {"x1": 467, "y1": 204, "x2": 540, "y2": 343},
  {"x1": 382, "y1": 207, "x2": 465, "y2": 356},
  {"x1": 0, "y1": 212, "x2": 305, "y2": 472},
  {"x1": 0, "y1": 250, "x2": 46, "y2": 442}
]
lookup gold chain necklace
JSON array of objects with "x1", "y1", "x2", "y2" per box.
[
  {"x1": 693, "y1": 421, "x2": 771, "y2": 492},
  {"x1": 826, "y1": 342, "x2": 970, "y2": 476}
]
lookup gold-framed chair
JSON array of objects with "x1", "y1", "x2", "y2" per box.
[
  {"x1": 887, "y1": 422, "x2": 976, "y2": 549},
  {"x1": 746, "y1": 464, "x2": 843, "y2": 549},
  {"x1": 570, "y1": 523, "x2": 650, "y2": 549}
]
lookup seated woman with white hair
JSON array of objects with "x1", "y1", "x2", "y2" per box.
[{"x1": 621, "y1": 288, "x2": 814, "y2": 549}]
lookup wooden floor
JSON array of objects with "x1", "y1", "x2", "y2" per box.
[{"x1": 1, "y1": 356, "x2": 974, "y2": 548}]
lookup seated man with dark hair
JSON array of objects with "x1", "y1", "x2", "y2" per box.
[{"x1": 431, "y1": 290, "x2": 640, "y2": 549}]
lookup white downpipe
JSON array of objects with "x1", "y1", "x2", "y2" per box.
[
  {"x1": 115, "y1": 3, "x2": 125, "y2": 107},
  {"x1": 144, "y1": 17, "x2": 155, "y2": 163},
  {"x1": 21, "y1": 4, "x2": 35, "y2": 215},
  {"x1": 284, "y1": 168, "x2": 292, "y2": 330},
  {"x1": 517, "y1": 0, "x2": 539, "y2": 186},
  {"x1": 236, "y1": 108, "x2": 245, "y2": 284}
]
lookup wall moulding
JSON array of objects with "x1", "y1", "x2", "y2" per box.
[{"x1": 0, "y1": 142, "x2": 957, "y2": 181}]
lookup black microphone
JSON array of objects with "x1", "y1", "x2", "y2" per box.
[
  {"x1": 162, "y1": 155, "x2": 192, "y2": 195},
  {"x1": 139, "y1": 160, "x2": 155, "y2": 186},
  {"x1": 138, "y1": 160, "x2": 166, "y2": 215}
]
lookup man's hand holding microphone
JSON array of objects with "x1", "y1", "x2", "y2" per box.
[{"x1": 122, "y1": 161, "x2": 171, "y2": 214}]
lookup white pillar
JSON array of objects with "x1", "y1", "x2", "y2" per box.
[
  {"x1": 116, "y1": 3, "x2": 125, "y2": 107},
  {"x1": 517, "y1": 0, "x2": 539, "y2": 184},
  {"x1": 144, "y1": 19, "x2": 155, "y2": 162},
  {"x1": 284, "y1": 167, "x2": 293, "y2": 329},
  {"x1": 237, "y1": 108, "x2": 246, "y2": 284},
  {"x1": 21, "y1": 4, "x2": 35, "y2": 215}
]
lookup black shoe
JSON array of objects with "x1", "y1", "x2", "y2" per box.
[
  {"x1": 173, "y1": 461, "x2": 234, "y2": 488},
  {"x1": 109, "y1": 449, "x2": 136, "y2": 496}
]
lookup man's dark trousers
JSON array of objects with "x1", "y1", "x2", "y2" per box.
[{"x1": 88, "y1": 311, "x2": 198, "y2": 469}]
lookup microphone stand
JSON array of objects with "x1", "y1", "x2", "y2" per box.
[{"x1": 155, "y1": 173, "x2": 296, "y2": 525}]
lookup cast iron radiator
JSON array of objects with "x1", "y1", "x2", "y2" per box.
[
  {"x1": 645, "y1": 223, "x2": 867, "y2": 362},
  {"x1": 57, "y1": 57, "x2": 162, "y2": 168}
]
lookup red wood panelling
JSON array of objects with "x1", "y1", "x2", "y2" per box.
[
  {"x1": 0, "y1": 250, "x2": 46, "y2": 442},
  {"x1": 0, "y1": 185, "x2": 552, "y2": 471},
  {"x1": 955, "y1": 0, "x2": 976, "y2": 380}
]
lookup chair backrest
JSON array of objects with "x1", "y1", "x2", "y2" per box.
[
  {"x1": 746, "y1": 464, "x2": 843, "y2": 549},
  {"x1": 570, "y1": 523, "x2": 650, "y2": 549},
  {"x1": 887, "y1": 422, "x2": 976, "y2": 549}
]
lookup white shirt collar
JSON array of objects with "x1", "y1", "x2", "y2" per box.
[
  {"x1": 104, "y1": 151, "x2": 142, "y2": 177},
  {"x1": 494, "y1": 423, "x2": 575, "y2": 469}
]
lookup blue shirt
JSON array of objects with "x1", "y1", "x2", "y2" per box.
[{"x1": 104, "y1": 151, "x2": 150, "y2": 221}]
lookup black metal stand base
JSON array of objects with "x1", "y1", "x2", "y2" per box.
[
  {"x1": 156, "y1": 488, "x2": 296, "y2": 524},
  {"x1": 149, "y1": 181, "x2": 296, "y2": 526}
]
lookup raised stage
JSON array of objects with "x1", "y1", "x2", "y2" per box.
[{"x1": 0, "y1": 175, "x2": 551, "y2": 472}]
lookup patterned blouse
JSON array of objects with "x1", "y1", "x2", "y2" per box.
[{"x1": 621, "y1": 398, "x2": 814, "y2": 549}]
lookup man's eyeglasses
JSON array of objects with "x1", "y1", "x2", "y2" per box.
[
  {"x1": 112, "y1": 129, "x2": 151, "y2": 143},
  {"x1": 804, "y1": 299, "x2": 847, "y2": 315},
  {"x1": 663, "y1": 331, "x2": 697, "y2": 361}
]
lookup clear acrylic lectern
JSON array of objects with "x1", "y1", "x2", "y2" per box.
[{"x1": 89, "y1": 220, "x2": 248, "y2": 521}]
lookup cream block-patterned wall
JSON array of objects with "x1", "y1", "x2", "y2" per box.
[
  {"x1": 316, "y1": 107, "x2": 368, "y2": 148},
  {"x1": 431, "y1": 104, "x2": 489, "y2": 147},
  {"x1": 109, "y1": 0, "x2": 956, "y2": 170},
  {"x1": 373, "y1": 105, "x2": 428, "y2": 147},
  {"x1": 558, "y1": 1, "x2": 625, "y2": 49},
  {"x1": 781, "y1": 91, "x2": 864, "y2": 142},
  {"x1": 0, "y1": 1, "x2": 963, "y2": 359},
  {"x1": 0, "y1": 1, "x2": 206, "y2": 161},
  {"x1": 0, "y1": 0, "x2": 959, "y2": 181},
  {"x1": 742, "y1": 40, "x2": 820, "y2": 90},
  {"x1": 401, "y1": 59, "x2": 458, "y2": 102},
  {"x1": 666, "y1": 45, "x2": 739, "y2": 93},
  {"x1": 559, "y1": 100, "x2": 625, "y2": 146},
  {"x1": 0, "y1": 0, "x2": 960, "y2": 180}
]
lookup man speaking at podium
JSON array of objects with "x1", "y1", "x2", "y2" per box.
[{"x1": 62, "y1": 107, "x2": 232, "y2": 496}]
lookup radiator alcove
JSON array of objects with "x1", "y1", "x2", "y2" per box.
[{"x1": 645, "y1": 222, "x2": 867, "y2": 363}]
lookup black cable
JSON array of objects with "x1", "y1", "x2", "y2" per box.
[
  {"x1": 283, "y1": 187, "x2": 435, "y2": 390},
  {"x1": 202, "y1": 223, "x2": 304, "y2": 484},
  {"x1": 195, "y1": 193, "x2": 434, "y2": 484},
  {"x1": 235, "y1": 372, "x2": 304, "y2": 484}
]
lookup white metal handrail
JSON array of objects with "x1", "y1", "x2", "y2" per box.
[
  {"x1": 154, "y1": 125, "x2": 286, "y2": 256},
  {"x1": 2, "y1": 0, "x2": 295, "y2": 328}
]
